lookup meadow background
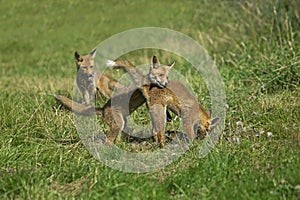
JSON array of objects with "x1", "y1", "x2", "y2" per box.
[{"x1": 0, "y1": 0, "x2": 299, "y2": 199}]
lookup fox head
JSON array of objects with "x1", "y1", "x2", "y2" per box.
[
  {"x1": 148, "y1": 55, "x2": 175, "y2": 88},
  {"x1": 199, "y1": 109, "x2": 220, "y2": 136},
  {"x1": 74, "y1": 49, "x2": 96, "y2": 75}
]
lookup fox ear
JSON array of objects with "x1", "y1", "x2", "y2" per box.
[
  {"x1": 74, "y1": 51, "x2": 82, "y2": 61},
  {"x1": 210, "y1": 117, "x2": 220, "y2": 129},
  {"x1": 168, "y1": 61, "x2": 175, "y2": 69},
  {"x1": 207, "y1": 109, "x2": 212, "y2": 117},
  {"x1": 151, "y1": 55, "x2": 160, "y2": 68},
  {"x1": 89, "y1": 48, "x2": 97, "y2": 58}
]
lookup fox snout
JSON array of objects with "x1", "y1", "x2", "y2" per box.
[
  {"x1": 156, "y1": 80, "x2": 168, "y2": 88},
  {"x1": 156, "y1": 75, "x2": 169, "y2": 88},
  {"x1": 88, "y1": 72, "x2": 96, "y2": 79},
  {"x1": 160, "y1": 81, "x2": 168, "y2": 87}
]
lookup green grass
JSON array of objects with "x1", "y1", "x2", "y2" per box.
[{"x1": 1, "y1": 0, "x2": 300, "y2": 199}]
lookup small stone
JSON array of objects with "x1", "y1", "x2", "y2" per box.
[
  {"x1": 267, "y1": 132, "x2": 273, "y2": 137},
  {"x1": 248, "y1": 95, "x2": 256, "y2": 100},
  {"x1": 236, "y1": 121, "x2": 243, "y2": 127},
  {"x1": 225, "y1": 104, "x2": 229, "y2": 110},
  {"x1": 234, "y1": 136, "x2": 240, "y2": 145}
]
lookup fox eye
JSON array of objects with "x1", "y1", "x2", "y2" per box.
[
  {"x1": 159, "y1": 74, "x2": 164, "y2": 78},
  {"x1": 90, "y1": 65, "x2": 94, "y2": 68}
]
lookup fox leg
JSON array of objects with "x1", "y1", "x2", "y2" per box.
[
  {"x1": 149, "y1": 104, "x2": 167, "y2": 148},
  {"x1": 182, "y1": 121, "x2": 196, "y2": 142},
  {"x1": 83, "y1": 90, "x2": 90, "y2": 104},
  {"x1": 105, "y1": 112, "x2": 125, "y2": 145},
  {"x1": 106, "y1": 125, "x2": 121, "y2": 145}
]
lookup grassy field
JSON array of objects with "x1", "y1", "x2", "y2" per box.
[{"x1": 1, "y1": 0, "x2": 300, "y2": 199}]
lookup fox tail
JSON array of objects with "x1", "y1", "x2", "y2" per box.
[
  {"x1": 54, "y1": 94, "x2": 103, "y2": 116},
  {"x1": 106, "y1": 59, "x2": 144, "y2": 86},
  {"x1": 106, "y1": 59, "x2": 136, "y2": 69}
]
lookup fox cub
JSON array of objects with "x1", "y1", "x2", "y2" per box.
[
  {"x1": 75, "y1": 49, "x2": 124, "y2": 104},
  {"x1": 54, "y1": 84, "x2": 145, "y2": 145},
  {"x1": 55, "y1": 56, "x2": 176, "y2": 146},
  {"x1": 107, "y1": 56, "x2": 220, "y2": 148}
]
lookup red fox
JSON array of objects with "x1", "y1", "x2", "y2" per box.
[
  {"x1": 107, "y1": 56, "x2": 220, "y2": 148},
  {"x1": 55, "y1": 56, "x2": 177, "y2": 146},
  {"x1": 75, "y1": 49, "x2": 124, "y2": 104},
  {"x1": 54, "y1": 85, "x2": 145, "y2": 145}
]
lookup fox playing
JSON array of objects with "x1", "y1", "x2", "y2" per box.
[
  {"x1": 107, "y1": 56, "x2": 220, "y2": 148},
  {"x1": 55, "y1": 56, "x2": 176, "y2": 146}
]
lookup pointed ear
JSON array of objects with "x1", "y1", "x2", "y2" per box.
[
  {"x1": 89, "y1": 48, "x2": 97, "y2": 58},
  {"x1": 210, "y1": 117, "x2": 220, "y2": 129},
  {"x1": 167, "y1": 61, "x2": 175, "y2": 69},
  {"x1": 151, "y1": 55, "x2": 160, "y2": 68},
  {"x1": 207, "y1": 109, "x2": 212, "y2": 117},
  {"x1": 74, "y1": 51, "x2": 82, "y2": 61}
]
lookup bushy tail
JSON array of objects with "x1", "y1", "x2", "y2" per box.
[
  {"x1": 106, "y1": 59, "x2": 136, "y2": 70},
  {"x1": 54, "y1": 94, "x2": 103, "y2": 116},
  {"x1": 106, "y1": 59, "x2": 144, "y2": 86}
]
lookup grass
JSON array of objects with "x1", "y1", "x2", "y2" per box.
[{"x1": 1, "y1": 0, "x2": 300, "y2": 199}]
